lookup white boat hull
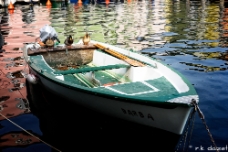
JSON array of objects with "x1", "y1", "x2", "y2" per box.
[{"x1": 30, "y1": 68, "x2": 193, "y2": 135}]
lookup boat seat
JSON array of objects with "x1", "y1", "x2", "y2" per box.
[{"x1": 54, "y1": 64, "x2": 130, "y2": 75}]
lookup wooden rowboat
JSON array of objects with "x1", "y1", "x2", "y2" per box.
[{"x1": 23, "y1": 39, "x2": 199, "y2": 135}]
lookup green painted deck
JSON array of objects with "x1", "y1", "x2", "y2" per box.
[{"x1": 64, "y1": 69, "x2": 179, "y2": 99}]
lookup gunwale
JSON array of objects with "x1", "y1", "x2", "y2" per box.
[{"x1": 24, "y1": 41, "x2": 199, "y2": 107}]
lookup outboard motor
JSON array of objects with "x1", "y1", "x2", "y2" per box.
[{"x1": 39, "y1": 25, "x2": 60, "y2": 44}]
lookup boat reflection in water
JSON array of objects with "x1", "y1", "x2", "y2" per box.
[{"x1": 26, "y1": 79, "x2": 185, "y2": 152}]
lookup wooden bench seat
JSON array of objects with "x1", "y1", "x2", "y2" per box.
[{"x1": 54, "y1": 64, "x2": 131, "y2": 75}]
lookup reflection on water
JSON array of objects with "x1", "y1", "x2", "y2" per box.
[
  {"x1": 27, "y1": 81, "x2": 181, "y2": 151},
  {"x1": 0, "y1": 0, "x2": 228, "y2": 151}
]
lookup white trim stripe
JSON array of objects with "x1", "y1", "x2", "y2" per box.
[
  {"x1": 167, "y1": 95, "x2": 199, "y2": 105},
  {"x1": 105, "y1": 81, "x2": 159, "y2": 96}
]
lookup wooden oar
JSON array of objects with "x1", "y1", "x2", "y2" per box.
[{"x1": 93, "y1": 43, "x2": 145, "y2": 67}]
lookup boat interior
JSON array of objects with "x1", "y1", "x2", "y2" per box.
[
  {"x1": 43, "y1": 46, "x2": 163, "y2": 88},
  {"x1": 26, "y1": 42, "x2": 190, "y2": 97}
]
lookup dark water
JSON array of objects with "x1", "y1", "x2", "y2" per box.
[{"x1": 0, "y1": 0, "x2": 228, "y2": 151}]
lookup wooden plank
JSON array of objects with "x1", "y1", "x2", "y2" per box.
[
  {"x1": 54, "y1": 64, "x2": 130, "y2": 75},
  {"x1": 27, "y1": 43, "x2": 97, "y2": 55}
]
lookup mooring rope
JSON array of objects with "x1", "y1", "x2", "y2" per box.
[
  {"x1": 191, "y1": 99, "x2": 219, "y2": 152},
  {"x1": 0, "y1": 113, "x2": 62, "y2": 152},
  {"x1": 1, "y1": 86, "x2": 61, "y2": 151}
]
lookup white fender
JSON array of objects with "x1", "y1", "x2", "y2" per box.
[{"x1": 26, "y1": 74, "x2": 38, "y2": 84}]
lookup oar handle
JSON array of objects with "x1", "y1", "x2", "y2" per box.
[{"x1": 94, "y1": 43, "x2": 145, "y2": 67}]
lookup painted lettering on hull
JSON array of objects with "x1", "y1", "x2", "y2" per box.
[{"x1": 121, "y1": 108, "x2": 154, "y2": 121}]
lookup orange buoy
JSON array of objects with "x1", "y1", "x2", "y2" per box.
[
  {"x1": 8, "y1": 1, "x2": 14, "y2": 10},
  {"x1": 78, "y1": 0, "x2": 82, "y2": 4},
  {"x1": 46, "y1": 0, "x2": 52, "y2": 6},
  {"x1": 105, "y1": 0, "x2": 110, "y2": 5},
  {"x1": 46, "y1": 5, "x2": 52, "y2": 9},
  {"x1": 9, "y1": 9, "x2": 14, "y2": 14}
]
